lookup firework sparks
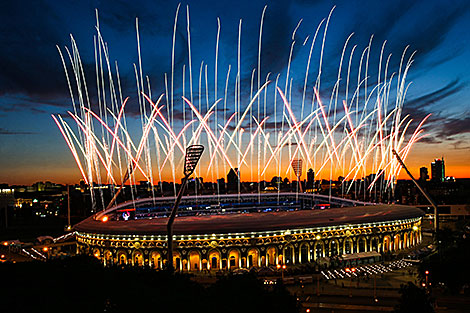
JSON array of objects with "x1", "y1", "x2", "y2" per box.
[{"x1": 53, "y1": 6, "x2": 428, "y2": 208}]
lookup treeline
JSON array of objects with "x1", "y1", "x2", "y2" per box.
[{"x1": 0, "y1": 255, "x2": 297, "y2": 313}]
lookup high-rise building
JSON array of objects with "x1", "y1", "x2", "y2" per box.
[
  {"x1": 307, "y1": 168, "x2": 315, "y2": 189},
  {"x1": 227, "y1": 168, "x2": 240, "y2": 191},
  {"x1": 431, "y1": 158, "x2": 445, "y2": 182},
  {"x1": 419, "y1": 167, "x2": 429, "y2": 181}
]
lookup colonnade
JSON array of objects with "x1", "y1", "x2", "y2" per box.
[{"x1": 85, "y1": 229, "x2": 421, "y2": 271}]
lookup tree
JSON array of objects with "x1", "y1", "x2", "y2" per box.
[{"x1": 394, "y1": 282, "x2": 434, "y2": 313}]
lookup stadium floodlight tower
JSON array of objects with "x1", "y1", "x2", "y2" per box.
[
  {"x1": 292, "y1": 159, "x2": 303, "y2": 193},
  {"x1": 392, "y1": 149, "x2": 439, "y2": 236},
  {"x1": 167, "y1": 145, "x2": 204, "y2": 272}
]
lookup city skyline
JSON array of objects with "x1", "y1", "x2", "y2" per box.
[
  {"x1": 1, "y1": 0, "x2": 469, "y2": 185},
  {"x1": 1, "y1": 157, "x2": 461, "y2": 188}
]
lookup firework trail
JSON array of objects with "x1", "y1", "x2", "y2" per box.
[{"x1": 53, "y1": 6, "x2": 428, "y2": 209}]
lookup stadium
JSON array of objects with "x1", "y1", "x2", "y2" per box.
[{"x1": 74, "y1": 193, "x2": 424, "y2": 271}]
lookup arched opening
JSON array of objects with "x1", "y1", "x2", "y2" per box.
[
  {"x1": 228, "y1": 249, "x2": 240, "y2": 269},
  {"x1": 383, "y1": 236, "x2": 391, "y2": 252},
  {"x1": 358, "y1": 237, "x2": 367, "y2": 253},
  {"x1": 284, "y1": 245, "x2": 294, "y2": 265},
  {"x1": 394, "y1": 234, "x2": 401, "y2": 251},
  {"x1": 412, "y1": 231, "x2": 419, "y2": 246},
  {"x1": 117, "y1": 251, "x2": 127, "y2": 265},
  {"x1": 189, "y1": 251, "x2": 200, "y2": 271},
  {"x1": 267, "y1": 246, "x2": 277, "y2": 266},
  {"x1": 104, "y1": 250, "x2": 113, "y2": 266},
  {"x1": 202, "y1": 259, "x2": 208, "y2": 270},
  {"x1": 133, "y1": 250, "x2": 144, "y2": 266},
  {"x1": 92, "y1": 248, "x2": 101, "y2": 260},
  {"x1": 403, "y1": 233, "x2": 409, "y2": 249},
  {"x1": 300, "y1": 244, "x2": 309, "y2": 263},
  {"x1": 247, "y1": 248, "x2": 260, "y2": 267},
  {"x1": 150, "y1": 251, "x2": 162, "y2": 269},
  {"x1": 182, "y1": 259, "x2": 188, "y2": 271},
  {"x1": 173, "y1": 252, "x2": 182, "y2": 271},
  {"x1": 344, "y1": 239, "x2": 353, "y2": 254},
  {"x1": 208, "y1": 250, "x2": 221, "y2": 270}
]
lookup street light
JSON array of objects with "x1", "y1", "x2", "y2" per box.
[
  {"x1": 167, "y1": 145, "x2": 204, "y2": 272},
  {"x1": 291, "y1": 159, "x2": 303, "y2": 193},
  {"x1": 373, "y1": 271, "x2": 378, "y2": 302},
  {"x1": 345, "y1": 267, "x2": 356, "y2": 297},
  {"x1": 65, "y1": 184, "x2": 72, "y2": 231},
  {"x1": 277, "y1": 264, "x2": 287, "y2": 281}
]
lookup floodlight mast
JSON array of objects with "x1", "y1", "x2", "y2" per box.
[
  {"x1": 167, "y1": 145, "x2": 204, "y2": 272},
  {"x1": 392, "y1": 149, "x2": 439, "y2": 235},
  {"x1": 292, "y1": 159, "x2": 303, "y2": 193},
  {"x1": 104, "y1": 164, "x2": 133, "y2": 212}
]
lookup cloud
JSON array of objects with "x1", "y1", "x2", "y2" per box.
[
  {"x1": 346, "y1": 1, "x2": 470, "y2": 67},
  {"x1": 405, "y1": 80, "x2": 466, "y2": 110},
  {"x1": 0, "y1": 1, "x2": 68, "y2": 98},
  {"x1": 437, "y1": 116, "x2": 470, "y2": 138},
  {"x1": 0, "y1": 0, "x2": 468, "y2": 130},
  {"x1": 0, "y1": 128, "x2": 36, "y2": 135},
  {"x1": 450, "y1": 139, "x2": 470, "y2": 150},
  {"x1": 256, "y1": 3, "x2": 296, "y2": 76},
  {"x1": 418, "y1": 137, "x2": 442, "y2": 145},
  {"x1": 96, "y1": 1, "x2": 177, "y2": 35},
  {"x1": 400, "y1": 79, "x2": 468, "y2": 139}
]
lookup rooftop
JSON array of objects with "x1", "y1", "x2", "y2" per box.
[{"x1": 74, "y1": 203, "x2": 424, "y2": 236}]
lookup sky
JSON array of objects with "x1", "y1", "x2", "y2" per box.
[{"x1": 0, "y1": 0, "x2": 469, "y2": 185}]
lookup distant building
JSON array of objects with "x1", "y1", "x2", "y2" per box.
[
  {"x1": 139, "y1": 181, "x2": 151, "y2": 192},
  {"x1": 431, "y1": 158, "x2": 445, "y2": 182},
  {"x1": 365, "y1": 173, "x2": 376, "y2": 187},
  {"x1": 307, "y1": 168, "x2": 315, "y2": 189},
  {"x1": 419, "y1": 167, "x2": 429, "y2": 181},
  {"x1": 0, "y1": 186, "x2": 15, "y2": 228},
  {"x1": 227, "y1": 168, "x2": 240, "y2": 191},
  {"x1": 187, "y1": 177, "x2": 204, "y2": 191},
  {"x1": 79, "y1": 180, "x2": 87, "y2": 192},
  {"x1": 33, "y1": 181, "x2": 45, "y2": 192}
]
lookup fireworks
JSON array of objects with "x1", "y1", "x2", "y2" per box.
[{"x1": 52, "y1": 5, "x2": 429, "y2": 205}]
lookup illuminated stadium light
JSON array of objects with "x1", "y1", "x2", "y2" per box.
[
  {"x1": 183, "y1": 145, "x2": 204, "y2": 177},
  {"x1": 292, "y1": 159, "x2": 303, "y2": 178},
  {"x1": 167, "y1": 145, "x2": 205, "y2": 272},
  {"x1": 291, "y1": 159, "x2": 303, "y2": 193}
]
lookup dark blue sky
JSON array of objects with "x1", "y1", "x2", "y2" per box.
[{"x1": 0, "y1": 0, "x2": 469, "y2": 184}]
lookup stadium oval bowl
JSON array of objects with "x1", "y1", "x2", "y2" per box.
[{"x1": 74, "y1": 193, "x2": 424, "y2": 270}]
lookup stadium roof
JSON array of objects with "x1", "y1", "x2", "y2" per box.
[{"x1": 74, "y1": 204, "x2": 424, "y2": 236}]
